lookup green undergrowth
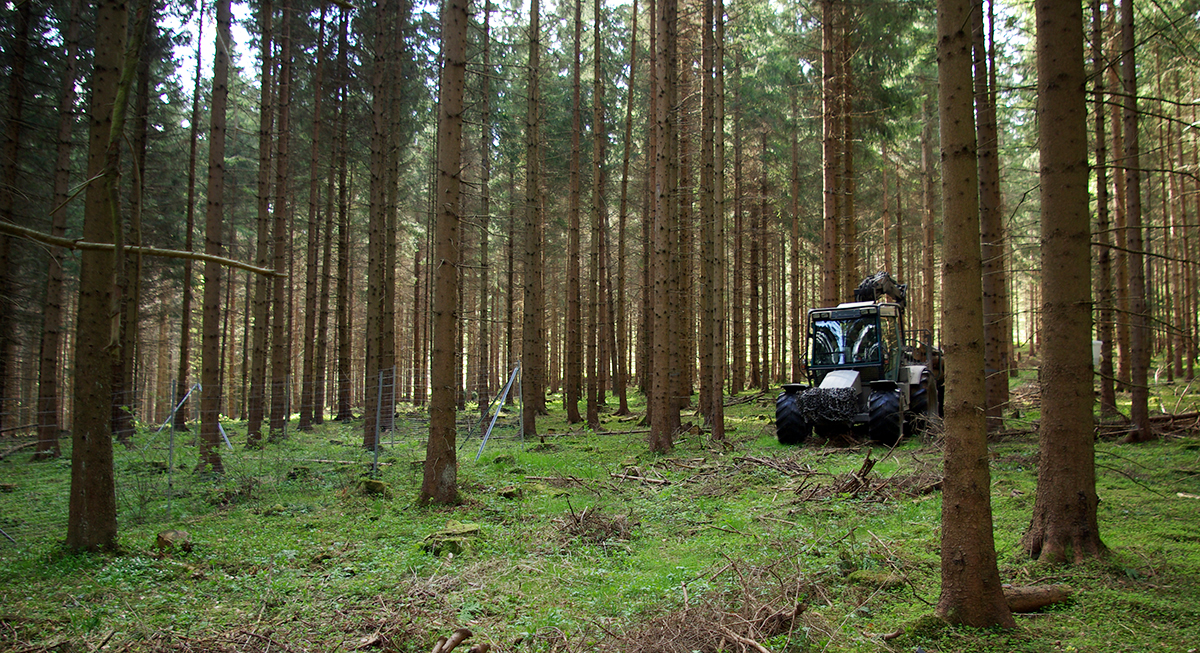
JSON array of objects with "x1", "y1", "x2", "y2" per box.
[{"x1": 2, "y1": 385, "x2": 1199, "y2": 653}]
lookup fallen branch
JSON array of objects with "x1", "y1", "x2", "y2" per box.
[
  {"x1": 430, "y1": 628, "x2": 472, "y2": 653},
  {"x1": 1150, "y1": 411, "x2": 1199, "y2": 423},
  {"x1": 0, "y1": 219, "x2": 278, "y2": 276},
  {"x1": 0, "y1": 441, "x2": 35, "y2": 461},
  {"x1": 610, "y1": 471, "x2": 669, "y2": 485},
  {"x1": 714, "y1": 623, "x2": 771, "y2": 653},
  {"x1": 724, "y1": 390, "x2": 769, "y2": 407},
  {"x1": 595, "y1": 428, "x2": 651, "y2": 436},
  {"x1": 1003, "y1": 584, "x2": 1072, "y2": 613},
  {"x1": 0, "y1": 423, "x2": 36, "y2": 434}
]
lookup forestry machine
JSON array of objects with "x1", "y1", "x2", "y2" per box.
[{"x1": 775, "y1": 272, "x2": 944, "y2": 446}]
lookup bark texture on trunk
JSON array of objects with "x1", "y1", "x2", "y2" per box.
[{"x1": 934, "y1": 0, "x2": 1014, "y2": 628}]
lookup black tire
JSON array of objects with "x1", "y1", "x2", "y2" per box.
[
  {"x1": 868, "y1": 388, "x2": 903, "y2": 446},
  {"x1": 906, "y1": 370, "x2": 936, "y2": 437},
  {"x1": 775, "y1": 390, "x2": 811, "y2": 445}
]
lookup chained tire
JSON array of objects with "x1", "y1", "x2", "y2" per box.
[
  {"x1": 906, "y1": 369, "x2": 937, "y2": 437},
  {"x1": 775, "y1": 390, "x2": 811, "y2": 445},
  {"x1": 868, "y1": 388, "x2": 903, "y2": 446}
]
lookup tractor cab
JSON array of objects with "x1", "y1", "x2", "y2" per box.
[{"x1": 807, "y1": 301, "x2": 903, "y2": 387}]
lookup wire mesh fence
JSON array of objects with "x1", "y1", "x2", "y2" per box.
[{"x1": 0, "y1": 364, "x2": 524, "y2": 556}]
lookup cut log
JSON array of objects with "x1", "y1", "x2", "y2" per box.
[{"x1": 1003, "y1": 584, "x2": 1072, "y2": 612}]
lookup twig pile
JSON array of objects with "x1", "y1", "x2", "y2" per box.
[
  {"x1": 555, "y1": 501, "x2": 637, "y2": 545},
  {"x1": 792, "y1": 453, "x2": 942, "y2": 503},
  {"x1": 602, "y1": 559, "x2": 816, "y2": 653}
]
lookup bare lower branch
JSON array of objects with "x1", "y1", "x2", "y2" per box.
[{"x1": 0, "y1": 220, "x2": 279, "y2": 276}]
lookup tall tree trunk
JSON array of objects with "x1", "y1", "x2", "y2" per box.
[
  {"x1": 1109, "y1": 66, "x2": 1130, "y2": 391},
  {"x1": 699, "y1": 0, "x2": 715, "y2": 421},
  {"x1": 788, "y1": 90, "x2": 801, "y2": 382},
  {"x1": 199, "y1": 0, "x2": 232, "y2": 475},
  {"x1": 35, "y1": 0, "x2": 82, "y2": 459},
  {"x1": 710, "y1": 0, "x2": 726, "y2": 440},
  {"x1": 749, "y1": 141, "x2": 760, "y2": 391},
  {"x1": 334, "y1": 80, "x2": 353, "y2": 422},
  {"x1": 975, "y1": 0, "x2": 1007, "y2": 429},
  {"x1": 174, "y1": 2, "x2": 204, "y2": 433},
  {"x1": 934, "y1": 0, "x2": 1013, "y2": 628},
  {"x1": 298, "y1": 6, "x2": 328, "y2": 431},
  {"x1": 921, "y1": 95, "x2": 937, "y2": 335},
  {"x1": 522, "y1": 0, "x2": 544, "y2": 436},
  {"x1": 68, "y1": 0, "x2": 139, "y2": 552},
  {"x1": 759, "y1": 131, "x2": 770, "y2": 390},
  {"x1": 364, "y1": 0, "x2": 390, "y2": 448},
  {"x1": 1120, "y1": 0, "x2": 1151, "y2": 442},
  {"x1": 586, "y1": 0, "x2": 604, "y2": 431},
  {"x1": 0, "y1": 0, "x2": 35, "y2": 435},
  {"x1": 649, "y1": 0, "x2": 681, "y2": 452},
  {"x1": 247, "y1": 0, "x2": 274, "y2": 444},
  {"x1": 422, "y1": 0, "x2": 465, "y2": 505},
  {"x1": 613, "y1": 0, "x2": 637, "y2": 417},
  {"x1": 269, "y1": 0, "x2": 293, "y2": 441},
  {"x1": 839, "y1": 13, "x2": 857, "y2": 298},
  {"x1": 1092, "y1": 0, "x2": 1117, "y2": 415},
  {"x1": 820, "y1": 0, "x2": 841, "y2": 305},
  {"x1": 731, "y1": 70, "x2": 744, "y2": 395},
  {"x1": 109, "y1": 1, "x2": 152, "y2": 446},
  {"x1": 563, "y1": 0, "x2": 583, "y2": 424},
  {"x1": 314, "y1": 13, "x2": 345, "y2": 424},
  {"x1": 475, "y1": 0, "x2": 493, "y2": 417},
  {"x1": 1022, "y1": 0, "x2": 1105, "y2": 563}
]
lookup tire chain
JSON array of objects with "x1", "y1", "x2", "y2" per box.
[{"x1": 797, "y1": 387, "x2": 859, "y2": 424}]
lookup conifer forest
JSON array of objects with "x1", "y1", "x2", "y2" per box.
[{"x1": 1, "y1": 0, "x2": 1200, "y2": 649}]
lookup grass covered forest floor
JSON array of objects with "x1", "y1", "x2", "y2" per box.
[{"x1": 2, "y1": 367, "x2": 1200, "y2": 652}]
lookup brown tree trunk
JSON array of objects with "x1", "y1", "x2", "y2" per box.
[
  {"x1": 699, "y1": 0, "x2": 715, "y2": 421},
  {"x1": 974, "y1": 0, "x2": 1007, "y2": 430},
  {"x1": 476, "y1": 0, "x2": 493, "y2": 417},
  {"x1": 789, "y1": 90, "x2": 801, "y2": 381},
  {"x1": 247, "y1": 0, "x2": 274, "y2": 444},
  {"x1": 269, "y1": 0, "x2": 293, "y2": 441},
  {"x1": 0, "y1": 0, "x2": 35, "y2": 436},
  {"x1": 111, "y1": 2, "x2": 154, "y2": 446},
  {"x1": 522, "y1": 0, "x2": 544, "y2": 436},
  {"x1": 67, "y1": 0, "x2": 134, "y2": 552},
  {"x1": 174, "y1": 3, "x2": 203, "y2": 433},
  {"x1": 314, "y1": 12, "x2": 346, "y2": 424},
  {"x1": 35, "y1": 0, "x2": 82, "y2": 459},
  {"x1": 820, "y1": 0, "x2": 841, "y2": 306},
  {"x1": 1092, "y1": 0, "x2": 1117, "y2": 416},
  {"x1": 921, "y1": 95, "x2": 937, "y2": 336},
  {"x1": 614, "y1": 0, "x2": 637, "y2": 417},
  {"x1": 649, "y1": 0, "x2": 680, "y2": 452},
  {"x1": 586, "y1": 0, "x2": 604, "y2": 431},
  {"x1": 710, "y1": 0, "x2": 726, "y2": 440},
  {"x1": 334, "y1": 75, "x2": 353, "y2": 422},
  {"x1": 935, "y1": 0, "x2": 1014, "y2": 628},
  {"x1": 364, "y1": 0, "x2": 390, "y2": 447},
  {"x1": 199, "y1": 0, "x2": 232, "y2": 475},
  {"x1": 839, "y1": 15, "x2": 857, "y2": 298},
  {"x1": 749, "y1": 141, "x2": 760, "y2": 391},
  {"x1": 1022, "y1": 0, "x2": 1105, "y2": 564},
  {"x1": 422, "y1": 0, "x2": 466, "y2": 506},
  {"x1": 1120, "y1": 0, "x2": 1151, "y2": 442},
  {"x1": 759, "y1": 132, "x2": 770, "y2": 390},
  {"x1": 298, "y1": 6, "x2": 328, "y2": 431},
  {"x1": 563, "y1": 0, "x2": 583, "y2": 424},
  {"x1": 731, "y1": 75, "x2": 744, "y2": 395}
]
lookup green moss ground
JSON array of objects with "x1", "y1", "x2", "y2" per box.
[{"x1": 1, "y1": 375, "x2": 1198, "y2": 652}]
